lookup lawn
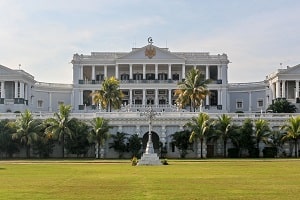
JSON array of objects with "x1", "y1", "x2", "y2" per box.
[{"x1": 1, "y1": 159, "x2": 300, "y2": 200}]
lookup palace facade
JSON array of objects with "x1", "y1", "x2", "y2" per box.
[{"x1": 1, "y1": 41, "x2": 300, "y2": 158}]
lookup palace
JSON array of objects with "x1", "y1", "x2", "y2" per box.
[{"x1": 1, "y1": 40, "x2": 300, "y2": 158}]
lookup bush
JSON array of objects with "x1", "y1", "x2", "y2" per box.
[
  {"x1": 131, "y1": 156, "x2": 138, "y2": 166},
  {"x1": 161, "y1": 159, "x2": 169, "y2": 165},
  {"x1": 228, "y1": 148, "x2": 239, "y2": 158},
  {"x1": 263, "y1": 147, "x2": 277, "y2": 158}
]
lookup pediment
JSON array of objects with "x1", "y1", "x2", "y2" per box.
[
  {"x1": 117, "y1": 45, "x2": 184, "y2": 60},
  {"x1": 281, "y1": 64, "x2": 300, "y2": 75},
  {"x1": 0, "y1": 65, "x2": 16, "y2": 75}
]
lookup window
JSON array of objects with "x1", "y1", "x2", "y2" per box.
[
  {"x1": 58, "y1": 101, "x2": 64, "y2": 106},
  {"x1": 257, "y1": 99, "x2": 263, "y2": 108},
  {"x1": 37, "y1": 100, "x2": 43, "y2": 108},
  {"x1": 236, "y1": 100, "x2": 243, "y2": 109}
]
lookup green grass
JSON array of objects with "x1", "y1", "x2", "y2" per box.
[{"x1": 1, "y1": 159, "x2": 300, "y2": 200}]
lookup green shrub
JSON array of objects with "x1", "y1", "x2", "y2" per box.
[
  {"x1": 161, "y1": 159, "x2": 169, "y2": 165},
  {"x1": 131, "y1": 156, "x2": 138, "y2": 166},
  {"x1": 228, "y1": 148, "x2": 239, "y2": 158}
]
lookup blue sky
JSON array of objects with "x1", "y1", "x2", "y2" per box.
[{"x1": 1, "y1": 0, "x2": 299, "y2": 83}]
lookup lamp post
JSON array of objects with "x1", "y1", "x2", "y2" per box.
[{"x1": 140, "y1": 106, "x2": 160, "y2": 154}]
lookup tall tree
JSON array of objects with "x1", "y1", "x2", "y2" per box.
[
  {"x1": 213, "y1": 114, "x2": 238, "y2": 158},
  {"x1": 93, "y1": 76, "x2": 124, "y2": 112},
  {"x1": 11, "y1": 110, "x2": 43, "y2": 158},
  {"x1": 186, "y1": 113, "x2": 211, "y2": 158},
  {"x1": 238, "y1": 119, "x2": 255, "y2": 157},
  {"x1": 175, "y1": 68, "x2": 210, "y2": 112},
  {"x1": 45, "y1": 104, "x2": 74, "y2": 158},
  {"x1": 127, "y1": 134, "x2": 142, "y2": 158},
  {"x1": 281, "y1": 116, "x2": 300, "y2": 157},
  {"x1": 0, "y1": 119, "x2": 19, "y2": 158},
  {"x1": 88, "y1": 117, "x2": 111, "y2": 159},
  {"x1": 172, "y1": 130, "x2": 192, "y2": 158},
  {"x1": 254, "y1": 118, "x2": 271, "y2": 156},
  {"x1": 65, "y1": 119, "x2": 90, "y2": 157},
  {"x1": 109, "y1": 132, "x2": 128, "y2": 158}
]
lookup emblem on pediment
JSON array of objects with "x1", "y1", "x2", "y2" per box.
[{"x1": 145, "y1": 37, "x2": 156, "y2": 59}]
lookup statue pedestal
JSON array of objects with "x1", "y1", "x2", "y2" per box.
[{"x1": 138, "y1": 153, "x2": 162, "y2": 166}]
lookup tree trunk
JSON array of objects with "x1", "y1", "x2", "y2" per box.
[
  {"x1": 223, "y1": 140, "x2": 227, "y2": 158},
  {"x1": 98, "y1": 140, "x2": 101, "y2": 159},
  {"x1": 295, "y1": 139, "x2": 298, "y2": 158},
  {"x1": 200, "y1": 138, "x2": 203, "y2": 158},
  {"x1": 26, "y1": 145, "x2": 30, "y2": 158},
  {"x1": 61, "y1": 133, "x2": 65, "y2": 158}
]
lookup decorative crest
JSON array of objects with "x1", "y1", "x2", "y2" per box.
[{"x1": 145, "y1": 37, "x2": 156, "y2": 59}]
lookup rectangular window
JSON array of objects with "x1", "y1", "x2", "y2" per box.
[
  {"x1": 236, "y1": 100, "x2": 243, "y2": 109},
  {"x1": 37, "y1": 100, "x2": 43, "y2": 108},
  {"x1": 257, "y1": 99, "x2": 264, "y2": 108},
  {"x1": 58, "y1": 101, "x2": 64, "y2": 106}
]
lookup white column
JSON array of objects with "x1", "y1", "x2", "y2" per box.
[
  {"x1": 276, "y1": 81, "x2": 280, "y2": 98},
  {"x1": 80, "y1": 65, "x2": 83, "y2": 80},
  {"x1": 79, "y1": 90, "x2": 83, "y2": 105},
  {"x1": 49, "y1": 92, "x2": 52, "y2": 112},
  {"x1": 194, "y1": 65, "x2": 197, "y2": 69},
  {"x1": 272, "y1": 83, "x2": 276, "y2": 99},
  {"x1": 115, "y1": 64, "x2": 119, "y2": 79},
  {"x1": 282, "y1": 80, "x2": 286, "y2": 98},
  {"x1": 104, "y1": 65, "x2": 107, "y2": 78},
  {"x1": 218, "y1": 89, "x2": 222, "y2": 105},
  {"x1": 142, "y1": 89, "x2": 146, "y2": 106},
  {"x1": 20, "y1": 82, "x2": 24, "y2": 98},
  {"x1": 129, "y1": 89, "x2": 133, "y2": 106},
  {"x1": 92, "y1": 65, "x2": 95, "y2": 80},
  {"x1": 218, "y1": 65, "x2": 222, "y2": 80},
  {"x1": 14, "y1": 81, "x2": 18, "y2": 98},
  {"x1": 129, "y1": 64, "x2": 133, "y2": 79},
  {"x1": 168, "y1": 64, "x2": 172, "y2": 79},
  {"x1": 206, "y1": 94, "x2": 210, "y2": 106},
  {"x1": 155, "y1": 64, "x2": 158, "y2": 80},
  {"x1": 168, "y1": 89, "x2": 172, "y2": 105},
  {"x1": 206, "y1": 65, "x2": 209, "y2": 79},
  {"x1": 0, "y1": 81, "x2": 4, "y2": 98},
  {"x1": 182, "y1": 64, "x2": 186, "y2": 79},
  {"x1": 155, "y1": 89, "x2": 158, "y2": 105},
  {"x1": 296, "y1": 81, "x2": 299, "y2": 98},
  {"x1": 24, "y1": 83, "x2": 27, "y2": 100},
  {"x1": 143, "y1": 64, "x2": 146, "y2": 80},
  {"x1": 249, "y1": 91, "x2": 252, "y2": 112}
]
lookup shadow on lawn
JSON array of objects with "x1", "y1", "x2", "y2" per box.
[{"x1": 0, "y1": 168, "x2": 6, "y2": 170}]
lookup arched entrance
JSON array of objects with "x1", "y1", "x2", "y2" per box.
[{"x1": 142, "y1": 131, "x2": 160, "y2": 153}]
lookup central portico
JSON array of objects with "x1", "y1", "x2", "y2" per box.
[{"x1": 71, "y1": 38, "x2": 229, "y2": 113}]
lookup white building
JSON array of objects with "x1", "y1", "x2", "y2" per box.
[{"x1": 1, "y1": 40, "x2": 299, "y2": 158}]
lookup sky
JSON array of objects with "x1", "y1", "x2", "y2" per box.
[{"x1": 1, "y1": 0, "x2": 299, "y2": 84}]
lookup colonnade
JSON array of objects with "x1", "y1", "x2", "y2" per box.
[{"x1": 272, "y1": 80, "x2": 300, "y2": 99}]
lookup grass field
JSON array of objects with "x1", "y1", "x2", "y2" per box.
[{"x1": 1, "y1": 159, "x2": 300, "y2": 200}]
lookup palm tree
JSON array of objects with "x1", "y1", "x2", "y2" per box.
[
  {"x1": 254, "y1": 119, "x2": 271, "y2": 156},
  {"x1": 11, "y1": 110, "x2": 43, "y2": 158},
  {"x1": 88, "y1": 117, "x2": 111, "y2": 159},
  {"x1": 93, "y1": 76, "x2": 124, "y2": 112},
  {"x1": 281, "y1": 116, "x2": 300, "y2": 157},
  {"x1": 109, "y1": 132, "x2": 128, "y2": 158},
  {"x1": 175, "y1": 68, "x2": 210, "y2": 112},
  {"x1": 213, "y1": 114, "x2": 237, "y2": 158},
  {"x1": 45, "y1": 104, "x2": 74, "y2": 158},
  {"x1": 186, "y1": 113, "x2": 211, "y2": 158}
]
